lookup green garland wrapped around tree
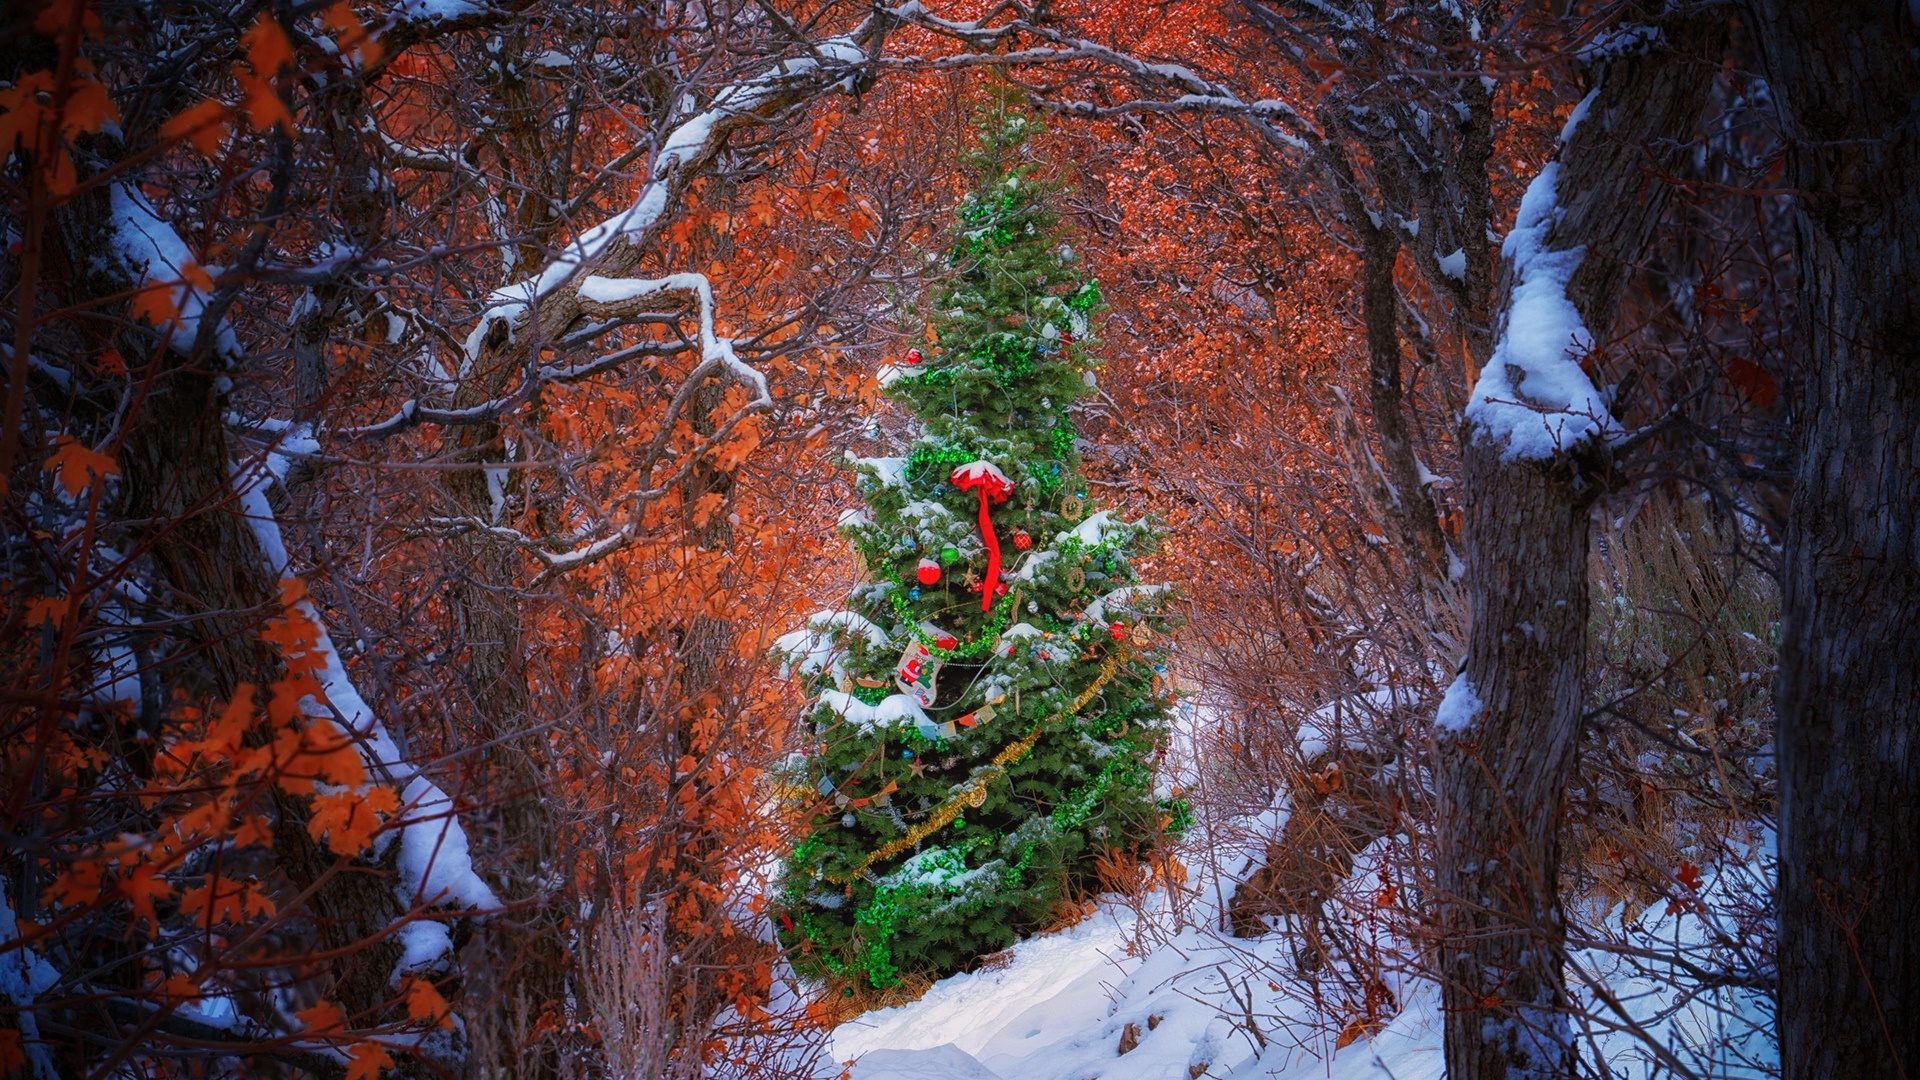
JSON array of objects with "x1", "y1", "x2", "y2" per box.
[{"x1": 772, "y1": 100, "x2": 1184, "y2": 992}]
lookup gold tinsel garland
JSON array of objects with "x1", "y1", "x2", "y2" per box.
[{"x1": 824, "y1": 645, "x2": 1130, "y2": 885}]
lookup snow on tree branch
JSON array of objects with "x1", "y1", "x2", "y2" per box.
[
  {"x1": 879, "y1": 6, "x2": 1312, "y2": 149},
  {"x1": 1465, "y1": 92, "x2": 1619, "y2": 461}
]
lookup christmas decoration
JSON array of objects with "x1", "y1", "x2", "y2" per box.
[
  {"x1": 773, "y1": 98, "x2": 1180, "y2": 993},
  {"x1": 951, "y1": 459, "x2": 1014, "y2": 611}
]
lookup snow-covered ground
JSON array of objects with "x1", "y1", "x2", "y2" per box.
[
  {"x1": 820, "y1": 841, "x2": 1774, "y2": 1080},
  {"x1": 828, "y1": 886, "x2": 1439, "y2": 1080},
  {"x1": 811, "y1": 700, "x2": 1772, "y2": 1080}
]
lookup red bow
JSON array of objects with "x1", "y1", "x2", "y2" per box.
[{"x1": 949, "y1": 460, "x2": 1015, "y2": 611}]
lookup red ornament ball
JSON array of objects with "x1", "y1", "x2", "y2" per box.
[
  {"x1": 1109, "y1": 621, "x2": 1128, "y2": 641},
  {"x1": 905, "y1": 348, "x2": 924, "y2": 365},
  {"x1": 1013, "y1": 529, "x2": 1032, "y2": 551},
  {"x1": 916, "y1": 558, "x2": 942, "y2": 586}
]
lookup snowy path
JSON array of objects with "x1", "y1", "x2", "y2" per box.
[{"x1": 830, "y1": 897, "x2": 1445, "y2": 1080}]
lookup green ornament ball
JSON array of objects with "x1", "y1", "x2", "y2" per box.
[{"x1": 941, "y1": 544, "x2": 960, "y2": 565}]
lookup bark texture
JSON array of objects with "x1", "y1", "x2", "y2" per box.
[
  {"x1": 110, "y1": 320, "x2": 407, "y2": 1024},
  {"x1": 1437, "y1": 11, "x2": 1724, "y2": 1077},
  {"x1": 1749, "y1": 4, "x2": 1920, "y2": 1076}
]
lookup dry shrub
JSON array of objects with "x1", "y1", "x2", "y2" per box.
[
  {"x1": 1571, "y1": 491, "x2": 1777, "y2": 925},
  {"x1": 806, "y1": 971, "x2": 938, "y2": 1029},
  {"x1": 582, "y1": 902, "x2": 702, "y2": 1080}
]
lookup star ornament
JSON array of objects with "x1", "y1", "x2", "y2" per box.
[{"x1": 909, "y1": 758, "x2": 926, "y2": 778}]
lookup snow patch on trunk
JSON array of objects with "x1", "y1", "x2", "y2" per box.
[
  {"x1": 1463, "y1": 158, "x2": 1619, "y2": 461},
  {"x1": 1435, "y1": 671, "x2": 1483, "y2": 735}
]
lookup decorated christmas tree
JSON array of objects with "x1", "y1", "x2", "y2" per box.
[{"x1": 773, "y1": 101, "x2": 1182, "y2": 992}]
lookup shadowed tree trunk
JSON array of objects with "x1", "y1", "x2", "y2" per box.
[
  {"x1": 1435, "y1": 9, "x2": 1724, "y2": 1076},
  {"x1": 1749, "y1": 4, "x2": 1920, "y2": 1076},
  {"x1": 55, "y1": 176, "x2": 408, "y2": 1023}
]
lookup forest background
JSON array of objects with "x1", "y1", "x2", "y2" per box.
[{"x1": 1, "y1": 1, "x2": 1913, "y2": 1079}]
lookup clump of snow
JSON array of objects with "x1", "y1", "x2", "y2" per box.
[
  {"x1": 1, "y1": 892, "x2": 60, "y2": 1080},
  {"x1": 392, "y1": 919, "x2": 455, "y2": 983},
  {"x1": 775, "y1": 610, "x2": 890, "y2": 679},
  {"x1": 849, "y1": 454, "x2": 908, "y2": 488},
  {"x1": 1062, "y1": 510, "x2": 1114, "y2": 546},
  {"x1": 1577, "y1": 24, "x2": 1661, "y2": 64},
  {"x1": 397, "y1": 0, "x2": 483, "y2": 21},
  {"x1": 1559, "y1": 87, "x2": 1600, "y2": 145},
  {"x1": 1435, "y1": 672, "x2": 1483, "y2": 735},
  {"x1": 1438, "y1": 247, "x2": 1467, "y2": 281},
  {"x1": 816, "y1": 690, "x2": 936, "y2": 737},
  {"x1": 1081, "y1": 584, "x2": 1168, "y2": 629},
  {"x1": 1463, "y1": 158, "x2": 1620, "y2": 461}
]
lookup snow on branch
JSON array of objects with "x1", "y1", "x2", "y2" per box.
[
  {"x1": 234, "y1": 459, "x2": 503, "y2": 931},
  {"x1": 463, "y1": 33, "x2": 875, "y2": 356},
  {"x1": 879, "y1": 6, "x2": 1312, "y2": 150},
  {"x1": 108, "y1": 184, "x2": 241, "y2": 362},
  {"x1": 413, "y1": 271, "x2": 780, "y2": 580}
]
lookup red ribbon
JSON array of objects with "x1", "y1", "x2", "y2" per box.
[{"x1": 950, "y1": 461, "x2": 1014, "y2": 611}]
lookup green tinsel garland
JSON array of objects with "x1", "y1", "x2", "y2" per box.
[{"x1": 888, "y1": 591, "x2": 1016, "y2": 660}]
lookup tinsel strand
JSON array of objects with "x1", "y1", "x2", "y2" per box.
[{"x1": 825, "y1": 645, "x2": 1130, "y2": 885}]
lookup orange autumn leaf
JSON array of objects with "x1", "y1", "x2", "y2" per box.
[
  {"x1": 158, "y1": 972, "x2": 201, "y2": 1001},
  {"x1": 308, "y1": 785, "x2": 400, "y2": 855},
  {"x1": 33, "y1": 1, "x2": 104, "y2": 39},
  {"x1": 344, "y1": 1042, "x2": 393, "y2": 1080},
  {"x1": 320, "y1": 3, "x2": 382, "y2": 66},
  {"x1": 129, "y1": 283, "x2": 179, "y2": 327},
  {"x1": 179, "y1": 261, "x2": 215, "y2": 291},
  {"x1": 44, "y1": 434, "x2": 118, "y2": 496},
  {"x1": 0, "y1": 76, "x2": 51, "y2": 154},
  {"x1": 180, "y1": 876, "x2": 275, "y2": 925},
  {"x1": 25, "y1": 595, "x2": 68, "y2": 628},
  {"x1": 242, "y1": 14, "x2": 296, "y2": 75},
  {"x1": 234, "y1": 66, "x2": 294, "y2": 133},
  {"x1": 58, "y1": 76, "x2": 118, "y2": 140},
  {"x1": 297, "y1": 999, "x2": 347, "y2": 1035},
  {"x1": 160, "y1": 98, "x2": 229, "y2": 157},
  {"x1": 43, "y1": 860, "x2": 102, "y2": 908},
  {"x1": 234, "y1": 814, "x2": 275, "y2": 849},
  {"x1": 120, "y1": 861, "x2": 175, "y2": 933},
  {"x1": 400, "y1": 976, "x2": 454, "y2": 1030}
]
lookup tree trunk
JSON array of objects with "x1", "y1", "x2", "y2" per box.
[
  {"x1": 1360, "y1": 227, "x2": 1453, "y2": 590},
  {"x1": 1437, "y1": 10, "x2": 1723, "y2": 1076},
  {"x1": 1748, "y1": 4, "x2": 1920, "y2": 1076},
  {"x1": 116, "y1": 349, "x2": 406, "y2": 1021}
]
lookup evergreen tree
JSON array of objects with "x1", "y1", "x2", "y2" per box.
[{"x1": 773, "y1": 101, "x2": 1182, "y2": 992}]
